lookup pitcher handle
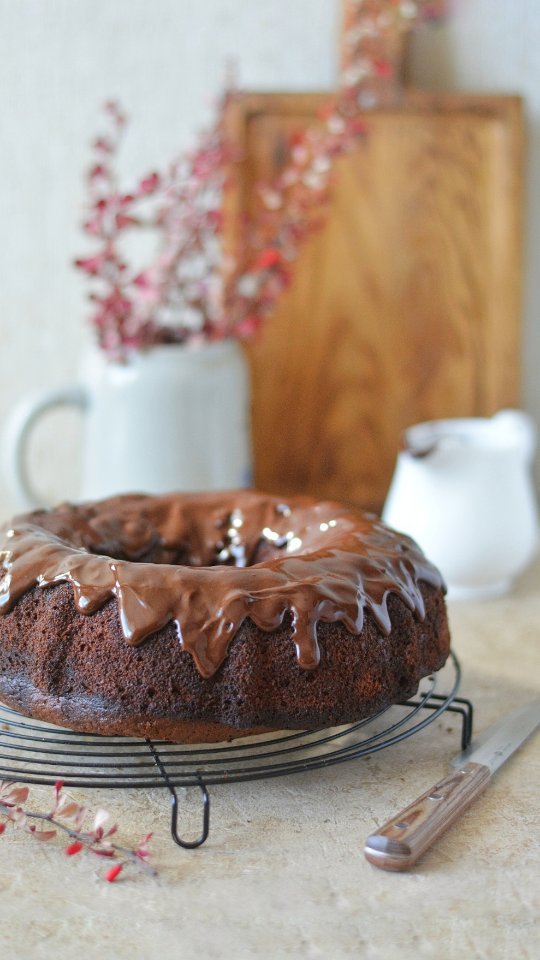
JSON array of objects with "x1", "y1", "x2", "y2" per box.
[{"x1": 2, "y1": 387, "x2": 88, "y2": 510}]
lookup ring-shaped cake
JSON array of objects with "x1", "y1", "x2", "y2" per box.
[{"x1": 0, "y1": 491, "x2": 450, "y2": 742}]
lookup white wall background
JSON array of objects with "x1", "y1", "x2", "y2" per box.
[{"x1": 0, "y1": 0, "x2": 538, "y2": 521}]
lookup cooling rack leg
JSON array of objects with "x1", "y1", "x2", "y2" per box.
[
  {"x1": 169, "y1": 775, "x2": 210, "y2": 849},
  {"x1": 444, "y1": 697, "x2": 474, "y2": 751},
  {"x1": 423, "y1": 696, "x2": 473, "y2": 751},
  {"x1": 146, "y1": 740, "x2": 211, "y2": 849}
]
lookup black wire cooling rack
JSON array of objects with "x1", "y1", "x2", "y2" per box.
[{"x1": 0, "y1": 650, "x2": 472, "y2": 848}]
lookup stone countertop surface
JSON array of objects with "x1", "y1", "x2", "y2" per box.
[{"x1": 0, "y1": 561, "x2": 538, "y2": 960}]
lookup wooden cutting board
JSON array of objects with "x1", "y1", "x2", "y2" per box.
[{"x1": 226, "y1": 91, "x2": 523, "y2": 511}]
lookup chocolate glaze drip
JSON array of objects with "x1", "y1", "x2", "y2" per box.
[{"x1": 0, "y1": 492, "x2": 444, "y2": 679}]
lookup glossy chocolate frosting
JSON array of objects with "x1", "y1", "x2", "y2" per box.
[{"x1": 0, "y1": 491, "x2": 444, "y2": 679}]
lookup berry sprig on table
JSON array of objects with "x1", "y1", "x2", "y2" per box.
[{"x1": 0, "y1": 779, "x2": 155, "y2": 882}]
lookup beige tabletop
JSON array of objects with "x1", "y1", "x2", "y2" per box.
[{"x1": 0, "y1": 560, "x2": 538, "y2": 960}]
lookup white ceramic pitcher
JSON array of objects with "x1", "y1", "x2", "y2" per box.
[
  {"x1": 382, "y1": 410, "x2": 540, "y2": 599},
  {"x1": 2, "y1": 339, "x2": 252, "y2": 509}
]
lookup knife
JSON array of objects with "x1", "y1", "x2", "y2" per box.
[{"x1": 364, "y1": 699, "x2": 540, "y2": 871}]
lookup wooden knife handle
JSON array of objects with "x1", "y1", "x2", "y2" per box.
[{"x1": 364, "y1": 761, "x2": 491, "y2": 871}]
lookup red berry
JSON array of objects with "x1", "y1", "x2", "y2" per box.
[
  {"x1": 65, "y1": 841, "x2": 84, "y2": 856},
  {"x1": 374, "y1": 60, "x2": 392, "y2": 79},
  {"x1": 256, "y1": 248, "x2": 282, "y2": 270},
  {"x1": 105, "y1": 863, "x2": 123, "y2": 883}
]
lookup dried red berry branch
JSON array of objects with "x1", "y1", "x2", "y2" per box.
[
  {"x1": 75, "y1": 94, "x2": 239, "y2": 355},
  {"x1": 340, "y1": 0, "x2": 446, "y2": 102},
  {"x1": 75, "y1": 2, "x2": 444, "y2": 356},
  {"x1": 75, "y1": 89, "x2": 372, "y2": 355},
  {"x1": 0, "y1": 779, "x2": 156, "y2": 881}
]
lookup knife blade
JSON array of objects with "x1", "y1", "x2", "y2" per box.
[{"x1": 364, "y1": 700, "x2": 540, "y2": 872}]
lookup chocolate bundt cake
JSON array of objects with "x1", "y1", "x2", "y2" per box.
[{"x1": 0, "y1": 491, "x2": 450, "y2": 742}]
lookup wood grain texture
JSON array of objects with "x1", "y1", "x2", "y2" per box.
[
  {"x1": 227, "y1": 92, "x2": 523, "y2": 510},
  {"x1": 364, "y1": 760, "x2": 492, "y2": 871}
]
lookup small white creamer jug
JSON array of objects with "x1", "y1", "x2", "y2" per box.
[{"x1": 382, "y1": 410, "x2": 540, "y2": 599}]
